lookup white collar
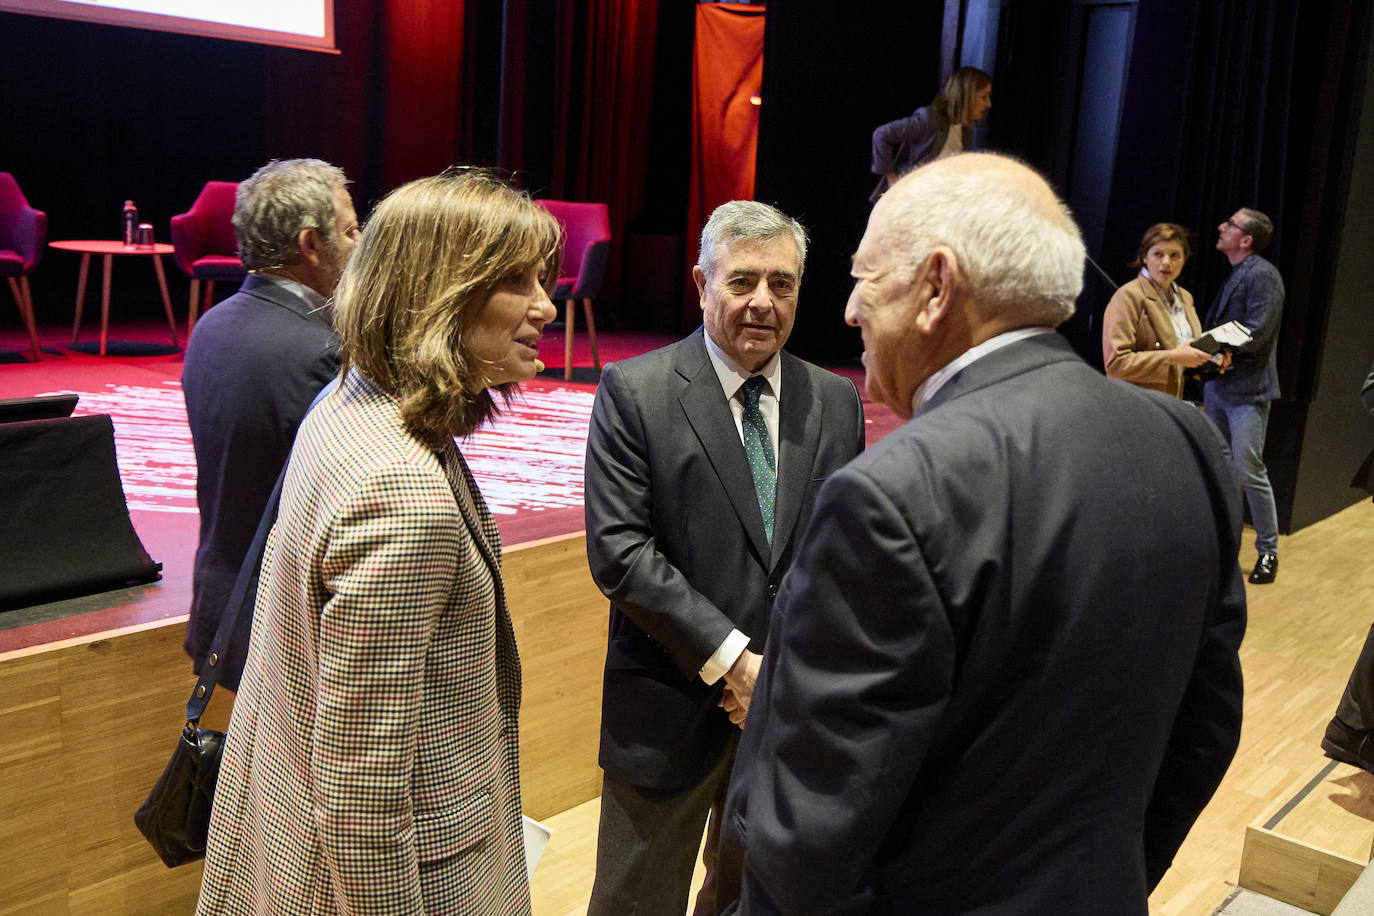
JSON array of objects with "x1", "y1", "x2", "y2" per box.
[
  {"x1": 1139, "y1": 268, "x2": 1181, "y2": 311},
  {"x1": 703, "y1": 330, "x2": 783, "y2": 401},
  {"x1": 913, "y1": 326, "x2": 1056, "y2": 413},
  {"x1": 257, "y1": 272, "x2": 329, "y2": 314}
]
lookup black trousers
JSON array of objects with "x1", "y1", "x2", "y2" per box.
[{"x1": 1337, "y1": 623, "x2": 1374, "y2": 731}]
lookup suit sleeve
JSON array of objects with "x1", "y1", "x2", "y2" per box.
[
  {"x1": 312, "y1": 465, "x2": 462, "y2": 914},
  {"x1": 871, "y1": 109, "x2": 931, "y2": 177},
  {"x1": 1102, "y1": 283, "x2": 1171, "y2": 386},
  {"x1": 1229, "y1": 264, "x2": 1284, "y2": 362},
  {"x1": 737, "y1": 465, "x2": 955, "y2": 915},
  {"x1": 1142, "y1": 414, "x2": 1246, "y2": 888},
  {"x1": 584, "y1": 361, "x2": 740, "y2": 677}
]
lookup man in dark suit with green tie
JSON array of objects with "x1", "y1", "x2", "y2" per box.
[{"x1": 583, "y1": 200, "x2": 865, "y2": 916}]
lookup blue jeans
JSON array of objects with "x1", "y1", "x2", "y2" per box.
[{"x1": 1204, "y1": 389, "x2": 1279, "y2": 554}]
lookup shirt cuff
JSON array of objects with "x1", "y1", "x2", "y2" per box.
[{"x1": 699, "y1": 629, "x2": 750, "y2": 685}]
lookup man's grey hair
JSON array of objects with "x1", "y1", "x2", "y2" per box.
[
  {"x1": 697, "y1": 200, "x2": 808, "y2": 281},
  {"x1": 881, "y1": 156, "x2": 1085, "y2": 326},
  {"x1": 1236, "y1": 207, "x2": 1274, "y2": 255},
  {"x1": 233, "y1": 158, "x2": 348, "y2": 271}
]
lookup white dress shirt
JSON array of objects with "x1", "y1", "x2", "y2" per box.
[{"x1": 1140, "y1": 267, "x2": 1193, "y2": 344}]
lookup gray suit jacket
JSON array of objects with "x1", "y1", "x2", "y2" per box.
[
  {"x1": 720, "y1": 334, "x2": 1246, "y2": 914},
  {"x1": 584, "y1": 329, "x2": 865, "y2": 789},
  {"x1": 182, "y1": 274, "x2": 339, "y2": 685},
  {"x1": 1203, "y1": 254, "x2": 1285, "y2": 402}
]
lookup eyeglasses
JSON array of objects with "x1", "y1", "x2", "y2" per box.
[{"x1": 1223, "y1": 217, "x2": 1245, "y2": 231}]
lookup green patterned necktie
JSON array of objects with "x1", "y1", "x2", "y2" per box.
[{"x1": 740, "y1": 375, "x2": 777, "y2": 541}]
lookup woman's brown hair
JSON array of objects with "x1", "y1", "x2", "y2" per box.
[{"x1": 333, "y1": 168, "x2": 561, "y2": 446}]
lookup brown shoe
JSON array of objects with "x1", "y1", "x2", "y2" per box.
[{"x1": 1322, "y1": 717, "x2": 1374, "y2": 775}]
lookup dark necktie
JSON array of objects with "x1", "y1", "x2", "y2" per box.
[{"x1": 740, "y1": 376, "x2": 777, "y2": 541}]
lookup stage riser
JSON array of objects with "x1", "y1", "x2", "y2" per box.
[{"x1": 0, "y1": 532, "x2": 607, "y2": 913}]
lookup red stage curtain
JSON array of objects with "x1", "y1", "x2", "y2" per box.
[
  {"x1": 377, "y1": 0, "x2": 468, "y2": 190},
  {"x1": 270, "y1": 0, "x2": 663, "y2": 312},
  {"x1": 262, "y1": 0, "x2": 467, "y2": 196},
  {"x1": 688, "y1": 2, "x2": 765, "y2": 304},
  {"x1": 548, "y1": 0, "x2": 660, "y2": 307}
]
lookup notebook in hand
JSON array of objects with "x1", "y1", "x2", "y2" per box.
[{"x1": 1191, "y1": 320, "x2": 1251, "y2": 355}]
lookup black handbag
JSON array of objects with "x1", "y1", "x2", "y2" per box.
[
  {"x1": 134, "y1": 723, "x2": 225, "y2": 866},
  {"x1": 134, "y1": 453, "x2": 291, "y2": 867}
]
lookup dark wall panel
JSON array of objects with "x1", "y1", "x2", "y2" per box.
[
  {"x1": 1286, "y1": 9, "x2": 1374, "y2": 529},
  {"x1": 755, "y1": 0, "x2": 943, "y2": 363}
]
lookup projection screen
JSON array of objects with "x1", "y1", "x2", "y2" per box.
[{"x1": 0, "y1": 0, "x2": 336, "y2": 53}]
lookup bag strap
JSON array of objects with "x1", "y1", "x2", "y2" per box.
[
  {"x1": 184, "y1": 376, "x2": 340, "y2": 724},
  {"x1": 184, "y1": 459, "x2": 286, "y2": 723}
]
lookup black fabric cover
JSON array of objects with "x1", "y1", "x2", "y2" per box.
[{"x1": 0, "y1": 414, "x2": 160, "y2": 610}]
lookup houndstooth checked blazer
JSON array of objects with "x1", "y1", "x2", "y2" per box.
[{"x1": 197, "y1": 369, "x2": 529, "y2": 915}]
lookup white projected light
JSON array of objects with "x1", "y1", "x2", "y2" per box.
[{"x1": 0, "y1": 0, "x2": 337, "y2": 53}]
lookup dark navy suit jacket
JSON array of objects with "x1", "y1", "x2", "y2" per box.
[
  {"x1": 181, "y1": 274, "x2": 339, "y2": 687},
  {"x1": 718, "y1": 335, "x2": 1246, "y2": 914}
]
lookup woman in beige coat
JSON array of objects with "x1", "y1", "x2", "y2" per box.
[
  {"x1": 197, "y1": 170, "x2": 559, "y2": 915},
  {"x1": 1102, "y1": 222, "x2": 1215, "y2": 398}
]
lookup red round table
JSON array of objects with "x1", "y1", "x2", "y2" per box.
[{"x1": 48, "y1": 240, "x2": 179, "y2": 356}]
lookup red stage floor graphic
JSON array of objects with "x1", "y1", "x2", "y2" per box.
[
  {"x1": 0, "y1": 323, "x2": 901, "y2": 650},
  {"x1": 27, "y1": 376, "x2": 599, "y2": 520},
  {"x1": 0, "y1": 320, "x2": 901, "y2": 545}
]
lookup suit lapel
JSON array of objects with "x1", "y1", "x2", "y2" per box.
[
  {"x1": 1134, "y1": 278, "x2": 1180, "y2": 348},
  {"x1": 441, "y1": 442, "x2": 504, "y2": 595},
  {"x1": 675, "y1": 336, "x2": 772, "y2": 565},
  {"x1": 769, "y1": 353, "x2": 820, "y2": 570},
  {"x1": 1206, "y1": 261, "x2": 1246, "y2": 328},
  {"x1": 441, "y1": 441, "x2": 521, "y2": 711}
]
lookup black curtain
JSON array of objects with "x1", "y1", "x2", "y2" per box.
[
  {"x1": 1106, "y1": 0, "x2": 1371, "y2": 401},
  {"x1": 756, "y1": 2, "x2": 944, "y2": 363},
  {"x1": 1102, "y1": 0, "x2": 1374, "y2": 529}
]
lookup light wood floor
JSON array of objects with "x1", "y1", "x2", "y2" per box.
[{"x1": 530, "y1": 499, "x2": 1374, "y2": 916}]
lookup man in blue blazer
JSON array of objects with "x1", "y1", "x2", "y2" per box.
[
  {"x1": 583, "y1": 201, "x2": 865, "y2": 915},
  {"x1": 181, "y1": 158, "x2": 359, "y2": 688},
  {"x1": 1204, "y1": 207, "x2": 1286, "y2": 584},
  {"x1": 716, "y1": 154, "x2": 1246, "y2": 914}
]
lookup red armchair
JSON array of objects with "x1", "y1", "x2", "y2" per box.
[
  {"x1": 0, "y1": 173, "x2": 45, "y2": 361},
  {"x1": 170, "y1": 181, "x2": 246, "y2": 334},
  {"x1": 535, "y1": 200, "x2": 612, "y2": 380}
]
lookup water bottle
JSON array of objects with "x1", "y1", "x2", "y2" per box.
[{"x1": 122, "y1": 200, "x2": 138, "y2": 246}]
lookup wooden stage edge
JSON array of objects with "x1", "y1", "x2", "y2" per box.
[
  {"x1": 1238, "y1": 757, "x2": 1374, "y2": 914},
  {"x1": 0, "y1": 530, "x2": 607, "y2": 915}
]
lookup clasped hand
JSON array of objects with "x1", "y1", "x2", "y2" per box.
[{"x1": 718, "y1": 649, "x2": 762, "y2": 728}]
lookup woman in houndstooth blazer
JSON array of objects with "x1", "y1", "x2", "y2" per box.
[{"x1": 197, "y1": 170, "x2": 561, "y2": 915}]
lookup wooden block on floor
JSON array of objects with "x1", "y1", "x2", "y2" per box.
[{"x1": 1238, "y1": 758, "x2": 1374, "y2": 914}]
